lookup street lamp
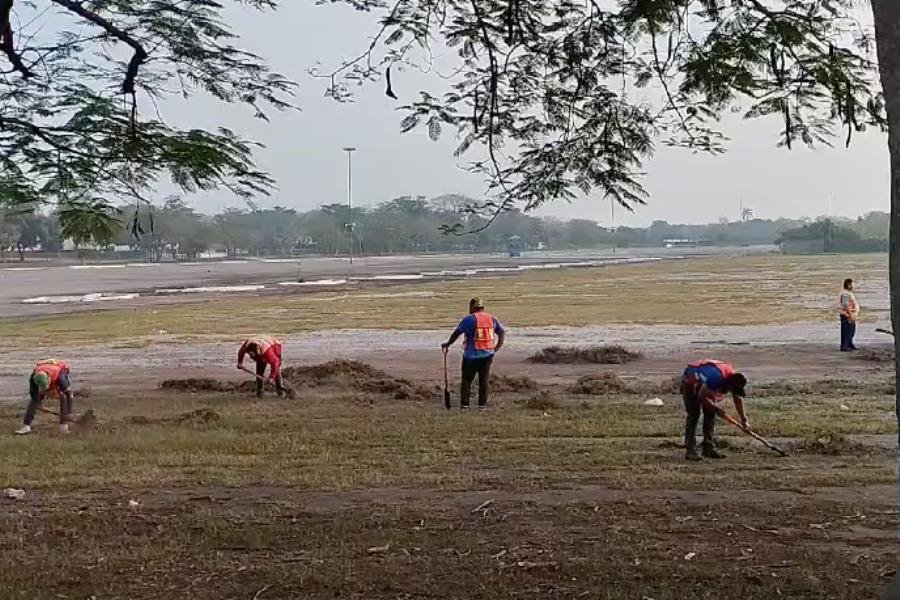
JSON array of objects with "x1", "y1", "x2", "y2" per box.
[{"x1": 342, "y1": 147, "x2": 356, "y2": 265}]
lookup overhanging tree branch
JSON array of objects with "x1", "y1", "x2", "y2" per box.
[
  {"x1": 0, "y1": 0, "x2": 33, "y2": 78},
  {"x1": 50, "y1": 0, "x2": 147, "y2": 96}
]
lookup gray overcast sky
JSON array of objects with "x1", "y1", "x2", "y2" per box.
[{"x1": 159, "y1": 2, "x2": 890, "y2": 227}]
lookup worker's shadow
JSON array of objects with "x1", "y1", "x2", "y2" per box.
[{"x1": 886, "y1": 575, "x2": 900, "y2": 600}]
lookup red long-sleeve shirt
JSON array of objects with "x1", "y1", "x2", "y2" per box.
[{"x1": 237, "y1": 339, "x2": 282, "y2": 382}]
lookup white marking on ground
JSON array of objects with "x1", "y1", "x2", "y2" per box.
[
  {"x1": 355, "y1": 291, "x2": 436, "y2": 299},
  {"x1": 277, "y1": 279, "x2": 347, "y2": 287},
  {"x1": 22, "y1": 293, "x2": 139, "y2": 304},
  {"x1": 366, "y1": 274, "x2": 425, "y2": 281},
  {"x1": 3, "y1": 267, "x2": 46, "y2": 272},
  {"x1": 154, "y1": 285, "x2": 266, "y2": 294},
  {"x1": 69, "y1": 264, "x2": 127, "y2": 270}
]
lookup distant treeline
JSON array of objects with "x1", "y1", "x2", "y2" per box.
[{"x1": 0, "y1": 193, "x2": 889, "y2": 259}]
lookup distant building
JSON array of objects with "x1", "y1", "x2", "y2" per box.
[{"x1": 663, "y1": 239, "x2": 714, "y2": 248}]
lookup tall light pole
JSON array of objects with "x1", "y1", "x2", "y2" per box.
[{"x1": 342, "y1": 147, "x2": 356, "y2": 266}]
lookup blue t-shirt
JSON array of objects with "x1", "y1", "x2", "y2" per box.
[
  {"x1": 683, "y1": 363, "x2": 726, "y2": 392},
  {"x1": 455, "y1": 313, "x2": 505, "y2": 360}
]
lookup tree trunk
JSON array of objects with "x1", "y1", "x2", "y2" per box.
[{"x1": 872, "y1": 0, "x2": 900, "y2": 446}]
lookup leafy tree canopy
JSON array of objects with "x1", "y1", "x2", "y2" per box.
[
  {"x1": 316, "y1": 0, "x2": 887, "y2": 228},
  {"x1": 0, "y1": 0, "x2": 294, "y2": 221}
]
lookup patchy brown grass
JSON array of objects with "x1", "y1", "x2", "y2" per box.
[
  {"x1": 0, "y1": 372, "x2": 896, "y2": 599},
  {"x1": 0, "y1": 253, "x2": 887, "y2": 349},
  {"x1": 791, "y1": 432, "x2": 876, "y2": 456},
  {"x1": 160, "y1": 360, "x2": 438, "y2": 403},
  {"x1": 2, "y1": 484, "x2": 895, "y2": 600}
]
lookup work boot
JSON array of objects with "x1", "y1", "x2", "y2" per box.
[
  {"x1": 684, "y1": 447, "x2": 702, "y2": 462},
  {"x1": 14, "y1": 424, "x2": 31, "y2": 436},
  {"x1": 701, "y1": 442, "x2": 725, "y2": 459}
]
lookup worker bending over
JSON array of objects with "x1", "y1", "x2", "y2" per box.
[
  {"x1": 441, "y1": 297, "x2": 505, "y2": 409},
  {"x1": 238, "y1": 336, "x2": 285, "y2": 398},
  {"x1": 681, "y1": 359, "x2": 748, "y2": 462},
  {"x1": 16, "y1": 359, "x2": 75, "y2": 435}
]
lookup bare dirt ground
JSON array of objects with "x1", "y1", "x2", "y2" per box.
[{"x1": 0, "y1": 253, "x2": 897, "y2": 599}]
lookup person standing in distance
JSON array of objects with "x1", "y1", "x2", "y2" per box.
[
  {"x1": 839, "y1": 278, "x2": 860, "y2": 352},
  {"x1": 441, "y1": 297, "x2": 506, "y2": 409}
]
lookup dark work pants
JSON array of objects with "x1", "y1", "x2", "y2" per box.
[
  {"x1": 682, "y1": 383, "x2": 716, "y2": 451},
  {"x1": 840, "y1": 316, "x2": 857, "y2": 351},
  {"x1": 461, "y1": 356, "x2": 494, "y2": 407},
  {"x1": 256, "y1": 361, "x2": 284, "y2": 398},
  {"x1": 24, "y1": 372, "x2": 72, "y2": 425}
]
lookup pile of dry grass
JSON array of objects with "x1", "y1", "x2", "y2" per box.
[
  {"x1": 568, "y1": 373, "x2": 634, "y2": 395},
  {"x1": 792, "y1": 433, "x2": 870, "y2": 456},
  {"x1": 160, "y1": 378, "x2": 235, "y2": 393},
  {"x1": 281, "y1": 360, "x2": 385, "y2": 385},
  {"x1": 283, "y1": 360, "x2": 437, "y2": 402},
  {"x1": 490, "y1": 374, "x2": 539, "y2": 393},
  {"x1": 523, "y1": 390, "x2": 560, "y2": 410},
  {"x1": 528, "y1": 345, "x2": 643, "y2": 365}
]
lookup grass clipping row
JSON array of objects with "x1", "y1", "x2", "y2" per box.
[
  {"x1": 529, "y1": 345, "x2": 642, "y2": 365},
  {"x1": 161, "y1": 360, "x2": 439, "y2": 402}
]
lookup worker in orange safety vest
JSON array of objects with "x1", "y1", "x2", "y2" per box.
[
  {"x1": 680, "y1": 359, "x2": 748, "y2": 462},
  {"x1": 237, "y1": 336, "x2": 285, "y2": 398},
  {"x1": 16, "y1": 359, "x2": 75, "y2": 435},
  {"x1": 441, "y1": 297, "x2": 506, "y2": 409}
]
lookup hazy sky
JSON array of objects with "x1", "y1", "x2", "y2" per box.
[{"x1": 157, "y1": 2, "x2": 889, "y2": 227}]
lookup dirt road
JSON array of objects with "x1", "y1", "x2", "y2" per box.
[{"x1": 0, "y1": 322, "x2": 891, "y2": 404}]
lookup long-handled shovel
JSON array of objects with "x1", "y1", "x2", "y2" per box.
[
  {"x1": 442, "y1": 348, "x2": 451, "y2": 410},
  {"x1": 238, "y1": 366, "x2": 296, "y2": 398},
  {"x1": 711, "y1": 404, "x2": 788, "y2": 457}
]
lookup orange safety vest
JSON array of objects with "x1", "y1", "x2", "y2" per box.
[
  {"x1": 34, "y1": 359, "x2": 68, "y2": 390},
  {"x1": 688, "y1": 359, "x2": 735, "y2": 379},
  {"x1": 473, "y1": 312, "x2": 496, "y2": 352}
]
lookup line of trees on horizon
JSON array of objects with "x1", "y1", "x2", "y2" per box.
[{"x1": 0, "y1": 194, "x2": 889, "y2": 260}]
